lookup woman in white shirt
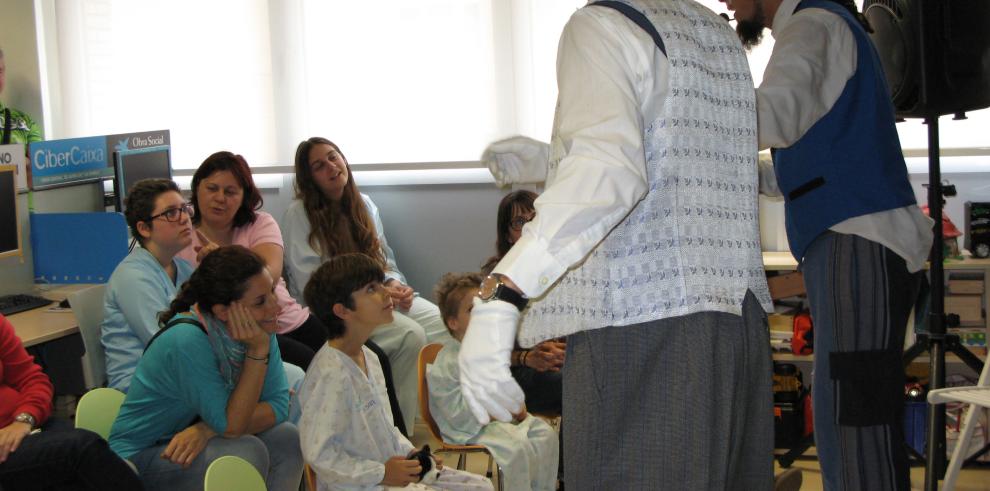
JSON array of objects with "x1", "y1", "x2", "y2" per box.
[{"x1": 282, "y1": 137, "x2": 448, "y2": 435}]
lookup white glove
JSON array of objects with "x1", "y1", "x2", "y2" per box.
[
  {"x1": 458, "y1": 297, "x2": 525, "y2": 424},
  {"x1": 481, "y1": 136, "x2": 550, "y2": 187}
]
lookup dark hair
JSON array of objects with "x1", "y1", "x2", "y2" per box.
[
  {"x1": 433, "y1": 272, "x2": 483, "y2": 328},
  {"x1": 124, "y1": 178, "x2": 181, "y2": 246},
  {"x1": 190, "y1": 151, "x2": 262, "y2": 228},
  {"x1": 292, "y1": 137, "x2": 385, "y2": 266},
  {"x1": 158, "y1": 245, "x2": 266, "y2": 325},
  {"x1": 828, "y1": 0, "x2": 873, "y2": 32},
  {"x1": 482, "y1": 190, "x2": 537, "y2": 272},
  {"x1": 304, "y1": 253, "x2": 385, "y2": 340}
]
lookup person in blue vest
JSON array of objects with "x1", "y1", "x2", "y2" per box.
[{"x1": 721, "y1": 0, "x2": 934, "y2": 489}]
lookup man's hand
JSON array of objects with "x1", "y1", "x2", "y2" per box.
[
  {"x1": 458, "y1": 297, "x2": 525, "y2": 424},
  {"x1": 0, "y1": 421, "x2": 32, "y2": 464},
  {"x1": 381, "y1": 456, "x2": 421, "y2": 486},
  {"x1": 481, "y1": 136, "x2": 550, "y2": 187},
  {"x1": 161, "y1": 421, "x2": 216, "y2": 468}
]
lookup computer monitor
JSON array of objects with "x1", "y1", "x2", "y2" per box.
[
  {"x1": 0, "y1": 165, "x2": 22, "y2": 259},
  {"x1": 112, "y1": 146, "x2": 172, "y2": 212}
]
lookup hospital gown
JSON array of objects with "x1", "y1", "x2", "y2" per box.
[
  {"x1": 298, "y1": 343, "x2": 491, "y2": 491},
  {"x1": 427, "y1": 343, "x2": 559, "y2": 491},
  {"x1": 283, "y1": 193, "x2": 453, "y2": 434}
]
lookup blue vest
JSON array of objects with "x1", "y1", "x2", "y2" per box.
[{"x1": 772, "y1": 0, "x2": 916, "y2": 261}]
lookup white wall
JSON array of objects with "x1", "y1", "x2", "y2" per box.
[{"x1": 258, "y1": 181, "x2": 504, "y2": 301}]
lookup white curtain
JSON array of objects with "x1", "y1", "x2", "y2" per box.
[
  {"x1": 45, "y1": 0, "x2": 989, "y2": 170},
  {"x1": 49, "y1": 0, "x2": 276, "y2": 169}
]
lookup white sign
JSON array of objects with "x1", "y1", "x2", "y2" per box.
[{"x1": 0, "y1": 144, "x2": 27, "y2": 190}]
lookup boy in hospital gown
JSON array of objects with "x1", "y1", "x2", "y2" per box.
[
  {"x1": 297, "y1": 253, "x2": 492, "y2": 491},
  {"x1": 429, "y1": 273, "x2": 558, "y2": 491}
]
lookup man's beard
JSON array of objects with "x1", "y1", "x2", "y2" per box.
[{"x1": 736, "y1": 1, "x2": 767, "y2": 49}]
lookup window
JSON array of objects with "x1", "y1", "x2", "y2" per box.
[
  {"x1": 47, "y1": 0, "x2": 276, "y2": 169},
  {"x1": 43, "y1": 0, "x2": 989, "y2": 171}
]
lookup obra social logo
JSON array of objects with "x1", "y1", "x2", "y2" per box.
[{"x1": 34, "y1": 145, "x2": 106, "y2": 171}]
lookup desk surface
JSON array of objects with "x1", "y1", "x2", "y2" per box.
[{"x1": 9, "y1": 285, "x2": 91, "y2": 348}]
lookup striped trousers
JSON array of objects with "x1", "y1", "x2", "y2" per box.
[{"x1": 803, "y1": 232, "x2": 923, "y2": 491}]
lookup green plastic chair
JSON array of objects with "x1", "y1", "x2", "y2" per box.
[
  {"x1": 204, "y1": 455, "x2": 267, "y2": 491},
  {"x1": 74, "y1": 387, "x2": 126, "y2": 439}
]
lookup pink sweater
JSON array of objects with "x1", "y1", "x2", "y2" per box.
[{"x1": 177, "y1": 211, "x2": 309, "y2": 334}]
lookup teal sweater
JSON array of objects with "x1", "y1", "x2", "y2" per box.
[{"x1": 108, "y1": 316, "x2": 288, "y2": 459}]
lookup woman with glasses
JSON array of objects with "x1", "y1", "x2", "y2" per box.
[
  {"x1": 482, "y1": 190, "x2": 564, "y2": 416},
  {"x1": 109, "y1": 246, "x2": 303, "y2": 491},
  {"x1": 282, "y1": 137, "x2": 447, "y2": 436},
  {"x1": 102, "y1": 178, "x2": 196, "y2": 393}
]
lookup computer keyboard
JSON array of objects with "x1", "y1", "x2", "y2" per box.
[{"x1": 0, "y1": 293, "x2": 54, "y2": 316}]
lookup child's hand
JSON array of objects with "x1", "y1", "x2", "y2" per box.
[
  {"x1": 512, "y1": 403, "x2": 528, "y2": 423},
  {"x1": 382, "y1": 456, "x2": 421, "y2": 486}
]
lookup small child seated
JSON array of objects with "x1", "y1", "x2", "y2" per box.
[
  {"x1": 429, "y1": 273, "x2": 559, "y2": 491},
  {"x1": 297, "y1": 254, "x2": 493, "y2": 491}
]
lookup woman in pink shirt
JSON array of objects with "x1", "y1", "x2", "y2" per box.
[
  {"x1": 177, "y1": 152, "x2": 318, "y2": 369},
  {"x1": 177, "y1": 152, "x2": 407, "y2": 430}
]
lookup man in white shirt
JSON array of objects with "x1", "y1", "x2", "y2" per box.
[
  {"x1": 458, "y1": 1, "x2": 775, "y2": 488},
  {"x1": 722, "y1": 0, "x2": 933, "y2": 489}
]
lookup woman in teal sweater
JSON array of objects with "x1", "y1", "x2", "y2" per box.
[{"x1": 108, "y1": 246, "x2": 303, "y2": 491}]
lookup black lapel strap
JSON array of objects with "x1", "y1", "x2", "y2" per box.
[
  {"x1": 590, "y1": 1, "x2": 667, "y2": 57},
  {"x1": 2, "y1": 109, "x2": 11, "y2": 145}
]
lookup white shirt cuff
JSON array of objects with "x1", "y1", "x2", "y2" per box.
[{"x1": 492, "y1": 234, "x2": 569, "y2": 298}]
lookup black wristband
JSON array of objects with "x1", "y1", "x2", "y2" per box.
[{"x1": 245, "y1": 352, "x2": 269, "y2": 364}]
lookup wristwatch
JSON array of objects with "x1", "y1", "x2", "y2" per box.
[
  {"x1": 479, "y1": 274, "x2": 529, "y2": 312},
  {"x1": 14, "y1": 412, "x2": 36, "y2": 429}
]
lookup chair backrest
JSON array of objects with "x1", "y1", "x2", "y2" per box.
[
  {"x1": 204, "y1": 455, "x2": 267, "y2": 491},
  {"x1": 75, "y1": 387, "x2": 126, "y2": 439},
  {"x1": 417, "y1": 343, "x2": 448, "y2": 444},
  {"x1": 68, "y1": 284, "x2": 108, "y2": 389},
  {"x1": 304, "y1": 464, "x2": 317, "y2": 491}
]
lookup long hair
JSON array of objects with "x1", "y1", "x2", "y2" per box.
[
  {"x1": 482, "y1": 190, "x2": 537, "y2": 273},
  {"x1": 292, "y1": 137, "x2": 385, "y2": 266},
  {"x1": 190, "y1": 151, "x2": 263, "y2": 228},
  {"x1": 158, "y1": 245, "x2": 266, "y2": 325}
]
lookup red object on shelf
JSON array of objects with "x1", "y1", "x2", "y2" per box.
[
  {"x1": 792, "y1": 312, "x2": 813, "y2": 355},
  {"x1": 921, "y1": 204, "x2": 962, "y2": 238}
]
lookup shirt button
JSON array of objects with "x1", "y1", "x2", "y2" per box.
[{"x1": 540, "y1": 277, "x2": 548, "y2": 285}]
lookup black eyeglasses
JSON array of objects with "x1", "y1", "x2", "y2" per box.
[
  {"x1": 509, "y1": 213, "x2": 535, "y2": 232},
  {"x1": 147, "y1": 203, "x2": 195, "y2": 223}
]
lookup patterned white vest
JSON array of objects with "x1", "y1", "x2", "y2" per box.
[{"x1": 518, "y1": 0, "x2": 772, "y2": 347}]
